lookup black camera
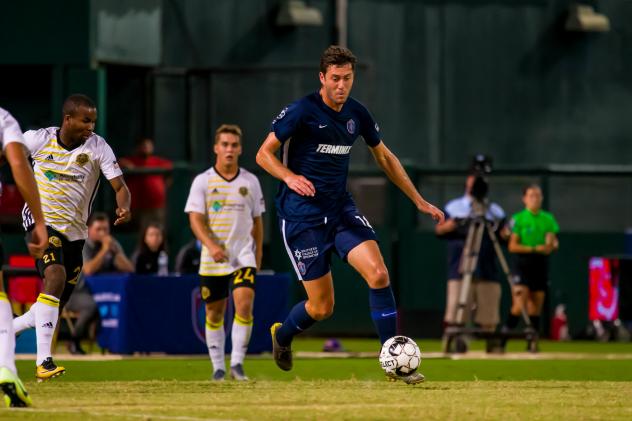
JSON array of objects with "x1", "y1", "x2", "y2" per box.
[{"x1": 469, "y1": 154, "x2": 492, "y2": 201}]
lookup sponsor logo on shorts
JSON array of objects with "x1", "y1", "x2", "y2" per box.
[
  {"x1": 48, "y1": 236, "x2": 62, "y2": 248},
  {"x1": 294, "y1": 247, "x2": 318, "y2": 260}
]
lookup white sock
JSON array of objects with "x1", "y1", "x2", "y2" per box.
[
  {"x1": 13, "y1": 306, "x2": 36, "y2": 334},
  {"x1": 34, "y1": 293, "x2": 60, "y2": 366},
  {"x1": 205, "y1": 319, "x2": 225, "y2": 373},
  {"x1": 230, "y1": 314, "x2": 253, "y2": 367},
  {"x1": 0, "y1": 292, "x2": 17, "y2": 374}
]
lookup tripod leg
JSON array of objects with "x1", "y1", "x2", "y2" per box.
[
  {"x1": 454, "y1": 220, "x2": 485, "y2": 326},
  {"x1": 486, "y1": 225, "x2": 532, "y2": 328}
]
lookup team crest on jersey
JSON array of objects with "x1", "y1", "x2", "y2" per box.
[
  {"x1": 346, "y1": 119, "x2": 356, "y2": 134},
  {"x1": 76, "y1": 153, "x2": 89, "y2": 166},
  {"x1": 239, "y1": 187, "x2": 248, "y2": 196},
  {"x1": 48, "y1": 236, "x2": 62, "y2": 248}
]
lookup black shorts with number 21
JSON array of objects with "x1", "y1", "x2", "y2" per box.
[
  {"x1": 26, "y1": 226, "x2": 85, "y2": 307},
  {"x1": 199, "y1": 267, "x2": 256, "y2": 303}
]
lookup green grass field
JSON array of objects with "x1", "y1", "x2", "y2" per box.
[{"x1": 5, "y1": 339, "x2": 632, "y2": 420}]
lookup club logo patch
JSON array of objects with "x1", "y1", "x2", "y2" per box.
[
  {"x1": 48, "y1": 236, "x2": 62, "y2": 248},
  {"x1": 346, "y1": 119, "x2": 356, "y2": 134},
  {"x1": 239, "y1": 187, "x2": 248, "y2": 196},
  {"x1": 297, "y1": 261, "x2": 307, "y2": 275},
  {"x1": 76, "y1": 153, "x2": 89, "y2": 166},
  {"x1": 201, "y1": 286, "x2": 211, "y2": 300}
]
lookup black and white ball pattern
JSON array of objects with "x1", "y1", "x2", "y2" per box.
[{"x1": 379, "y1": 335, "x2": 421, "y2": 376}]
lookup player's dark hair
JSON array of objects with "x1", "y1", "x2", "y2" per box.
[
  {"x1": 214, "y1": 124, "x2": 242, "y2": 144},
  {"x1": 522, "y1": 183, "x2": 541, "y2": 196},
  {"x1": 62, "y1": 94, "x2": 96, "y2": 117},
  {"x1": 320, "y1": 45, "x2": 357, "y2": 74},
  {"x1": 88, "y1": 211, "x2": 109, "y2": 227}
]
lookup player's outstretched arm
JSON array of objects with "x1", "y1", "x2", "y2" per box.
[
  {"x1": 4, "y1": 142, "x2": 48, "y2": 257},
  {"x1": 188, "y1": 212, "x2": 227, "y2": 263},
  {"x1": 256, "y1": 132, "x2": 315, "y2": 197},
  {"x1": 369, "y1": 141, "x2": 444, "y2": 223},
  {"x1": 109, "y1": 176, "x2": 132, "y2": 225}
]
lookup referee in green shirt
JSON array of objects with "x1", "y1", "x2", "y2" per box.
[{"x1": 504, "y1": 184, "x2": 559, "y2": 334}]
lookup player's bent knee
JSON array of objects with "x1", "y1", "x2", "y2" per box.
[
  {"x1": 310, "y1": 302, "x2": 334, "y2": 320},
  {"x1": 366, "y1": 267, "x2": 389, "y2": 289},
  {"x1": 44, "y1": 264, "x2": 66, "y2": 282}
]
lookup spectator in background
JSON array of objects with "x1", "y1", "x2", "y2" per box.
[
  {"x1": 435, "y1": 172, "x2": 506, "y2": 334},
  {"x1": 175, "y1": 238, "x2": 201, "y2": 275},
  {"x1": 503, "y1": 184, "x2": 559, "y2": 335},
  {"x1": 119, "y1": 137, "x2": 172, "y2": 230},
  {"x1": 132, "y1": 222, "x2": 168, "y2": 275},
  {"x1": 67, "y1": 212, "x2": 134, "y2": 354}
]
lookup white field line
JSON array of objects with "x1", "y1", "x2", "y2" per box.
[{"x1": 9, "y1": 407, "x2": 241, "y2": 421}]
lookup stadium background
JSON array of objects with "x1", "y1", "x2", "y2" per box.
[{"x1": 1, "y1": 0, "x2": 631, "y2": 340}]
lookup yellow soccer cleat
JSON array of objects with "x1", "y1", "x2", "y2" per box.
[
  {"x1": 36, "y1": 357, "x2": 65, "y2": 382},
  {"x1": 0, "y1": 367, "x2": 32, "y2": 407}
]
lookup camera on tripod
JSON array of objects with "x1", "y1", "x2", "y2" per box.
[{"x1": 469, "y1": 154, "x2": 492, "y2": 202}]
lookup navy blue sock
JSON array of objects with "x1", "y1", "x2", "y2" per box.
[
  {"x1": 276, "y1": 300, "x2": 316, "y2": 347},
  {"x1": 369, "y1": 286, "x2": 398, "y2": 344}
]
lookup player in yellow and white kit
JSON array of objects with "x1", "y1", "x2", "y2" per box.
[
  {"x1": 12, "y1": 94, "x2": 131, "y2": 381},
  {"x1": 0, "y1": 107, "x2": 48, "y2": 407},
  {"x1": 185, "y1": 124, "x2": 264, "y2": 381}
]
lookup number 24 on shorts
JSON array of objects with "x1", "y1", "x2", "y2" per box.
[{"x1": 234, "y1": 268, "x2": 255, "y2": 285}]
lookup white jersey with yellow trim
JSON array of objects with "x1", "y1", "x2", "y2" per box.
[
  {"x1": 21, "y1": 127, "x2": 123, "y2": 241},
  {"x1": 184, "y1": 166, "x2": 265, "y2": 276},
  {"x1": 0, "y1": 107, "x2": 25, "y2": 150}
]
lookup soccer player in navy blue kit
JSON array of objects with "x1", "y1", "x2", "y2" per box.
[{"x1": 256, "y1": 46, "x2": 444, "y2": 384}]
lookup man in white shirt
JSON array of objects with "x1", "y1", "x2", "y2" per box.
[
  {"x1": 185, "y1": 124, "x2": 264, "y2": 381},
  {"x1": 0, "y1": 106, "x2": 47, "y2": 406},
  {"x1": 13, "y1": 94, "x2": 131, "y2": 381}
]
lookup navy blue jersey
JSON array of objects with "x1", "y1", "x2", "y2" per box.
[{"x1": 271, "y1": 91, "x2": 381, "y2": 221}]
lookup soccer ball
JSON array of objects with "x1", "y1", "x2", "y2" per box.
[{"x1": 379, "y1": 335, "x2": 421, "y2": 376}]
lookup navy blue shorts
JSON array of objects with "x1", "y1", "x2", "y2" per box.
[{"x1": 280, "y1": 208, "x2": 378, "y2": 281}]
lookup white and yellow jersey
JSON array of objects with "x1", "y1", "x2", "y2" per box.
[
  {"x1": 184, "y1": 166, "x2": 265, "y2": 276},
  {"x1": 0, "y1": 107, "x2": 25, "y2": 150},
  {"x1": 21, "y1": 127, "x2": 123, "y2": 241}
]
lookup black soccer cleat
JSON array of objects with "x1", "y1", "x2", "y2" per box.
[
  {"x1": 270, "y1": 323, "x2": 293, "y2": 371},
  {"x1": 212, "y1": 369, "x2": 226, "y2": 381},
  {"x1": 230, "y1": 364, "x2": 249, "y2": 381}
]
